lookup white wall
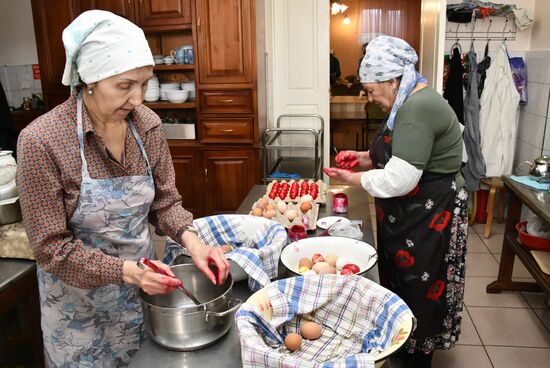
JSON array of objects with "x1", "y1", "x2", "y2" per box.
[
  {"x1": 0, "y1": 0, "x2": 38, "y2": 65},
  {"x1": 531, "y1": 0, "x2": 550, "y2": 50}
]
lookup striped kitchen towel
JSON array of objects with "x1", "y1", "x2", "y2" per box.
[
  {"x1": 235, "y1": 275, "x2": 415, "y2": 368},
  {"x1": 164, "y1": 214, "x2": 288, "y2": 291}
]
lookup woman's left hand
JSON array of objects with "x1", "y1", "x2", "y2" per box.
[
  {"x1": 182, "y1": 232, "x2": 230, "y2": 285},
  {"x1": 323, "y1": 167, "x2": 364, "y2": 186}
]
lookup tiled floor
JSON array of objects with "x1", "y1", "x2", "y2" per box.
[{"x1": 400, "y1": 221, "x2": 550, "y2": 368}]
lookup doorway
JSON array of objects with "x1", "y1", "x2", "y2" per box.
[{"x1": 329, "y1": 0, "x2": 422, "y2": 162}]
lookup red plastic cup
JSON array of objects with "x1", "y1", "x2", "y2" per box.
[
  {"x1": 288, "y1": 224, "x2": 307, "y2": 242},
  {"x1": 332, "y1": 193, "x2": 348, "y2": 214}
]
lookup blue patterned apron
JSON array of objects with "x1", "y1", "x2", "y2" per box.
[{"x1": 38, "y1": 93, "x2": 155, "y2": 367}]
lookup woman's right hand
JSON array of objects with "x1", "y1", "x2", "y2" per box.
[
  {"x1": 336, "y1": 150, "x2": 373, "y2": 170},
  {"x1": 123, "y1": 260, "x2": 182, "y2": 295}
]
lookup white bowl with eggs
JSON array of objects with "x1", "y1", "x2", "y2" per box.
[{"x1": 280, "y1": 236, "x2": 377, "y2": 277}]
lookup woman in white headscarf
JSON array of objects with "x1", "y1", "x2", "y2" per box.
[
  {"x1": 16, "y1": 10, "x2": 229, "y2": 367},
  {"x1": 325, "y1": 36, "x2": 468, "y2": 367}
]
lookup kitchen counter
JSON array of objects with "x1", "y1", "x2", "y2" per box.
[
  {"x1": 130, "y1": 184, "x2": 377, "y2": 367},
  {"x1": 0, "y1": 223, "x2": 43, "y2": 366}
]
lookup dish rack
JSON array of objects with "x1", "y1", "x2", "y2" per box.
[{"x1": 261, "y1": 114, "x2": 324, "y2": 183}]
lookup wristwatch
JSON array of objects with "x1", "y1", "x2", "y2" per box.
[{"x1": 182, "y1": 225, "x2": 198, "y2": 236}]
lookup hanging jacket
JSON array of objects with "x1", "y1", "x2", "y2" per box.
[
  {"x1": 477, "y1": 43, "x2": 491, "y2": 97},
  {"x1": 443, "y1": 47, "x2": 465, "y2": 124},
  {"x1": 463, "y1": 51, "x2": 486, "y2": 191},
  {"x1": 479, "y1": 44, "x2": 520, "y2": 177}
]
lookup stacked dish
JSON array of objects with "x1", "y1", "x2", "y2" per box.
[
  {"x1": 180, "y1": 81, "x2": 196, "y2": 99},
  {"x1": 153, "y1": 54, "x2": 164, "y2": 65},
  {"x1": 160, "y1": 82, "x2": 181, "y2": 101},
  {"x1": 144, "y1": 76, "x2": 160, "y2": 102},
  {"x1": 165, "y1": 90, "x2": 189, "y2": 104}
]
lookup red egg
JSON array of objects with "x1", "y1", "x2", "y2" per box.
[
  {"x1": 340, "y1": 269, "x2": 354, "y2": 276},
  {"x1": 311, "y1": 253, "x2": 324, "y2": 264},
  {"x1": 342, "y1": 263, "x2": 360, "y2": 274}
]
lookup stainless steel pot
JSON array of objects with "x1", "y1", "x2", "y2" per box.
[
  {"x1": 0, "y1": 197, "x2": 22, "y2": 225},
  {"x1": 139, "y1": 263, "x2": 242, "y2": 351}
]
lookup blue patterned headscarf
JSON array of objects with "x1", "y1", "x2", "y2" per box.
[
  {"x1": 359, "y1": 36, "x2": 427, "y2": 130},
  {"x1": 61, "y1": 10, "x2": 154, "y2": 89}
]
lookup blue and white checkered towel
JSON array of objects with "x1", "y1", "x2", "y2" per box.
[
  {"x1": 235, "y1": 275, "x2": 415, "y2": 368},
  {"x1": 164, "y1": 215, "x2": 288, "y2": 291}
]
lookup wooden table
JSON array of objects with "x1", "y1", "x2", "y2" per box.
[{"x1": 486, "y1": 176, "x2": 550, "y2": 294}]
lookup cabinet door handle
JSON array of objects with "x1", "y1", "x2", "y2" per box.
[
  {"x1": 219, "y1": 99, "x2": 235, "y2": 103},
  {"x1": 219, "y1": 129, "x2": 234, "y2": 133},
  {"x1": 204, "y1": 168, "x2": 208, "y2": 183},
  {"x1": 197, "y1": 17, "x2": 201, "y2": 30}
]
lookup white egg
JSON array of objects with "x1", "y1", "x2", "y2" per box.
[
  {"x1": 300, "y1": 194, "x2": 313, "y2": 202},
  {"x1": 276, "y1": 201, "x2": 287, "y2": 214},
  {"x1": 336, "y1": 257, "x2": 350, "y2": 271},
  {"x1": 303, "y1": 270, "x2": 317, "y2": 276}
]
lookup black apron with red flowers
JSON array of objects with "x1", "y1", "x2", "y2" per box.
[{"x1": 370, "y1": 125, "x2": 467, "y2": 353}]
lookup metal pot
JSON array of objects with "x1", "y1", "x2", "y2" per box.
[
  {"x1": 0, "y1": 197, "x2": 22, "y2": 225},
  {"x1": 516, "y1": 155, "x2": 550, "y2": 183},
  {"x1": 139, "y1": 263, "x2": 242, "y2": 351}
]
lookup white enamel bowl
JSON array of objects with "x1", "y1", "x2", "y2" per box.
[{"x1": 280, "y1": 236, "x2": 377, "y2": 276}]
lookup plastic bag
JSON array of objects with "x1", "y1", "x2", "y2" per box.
[
  {"x1": 526, "y1": 213, "x2": 550, "y2": 239},
  {"x1": 328, "y1": 220, "x2": 363, "y2": 240}
]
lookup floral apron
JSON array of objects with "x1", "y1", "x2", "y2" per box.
[
  {"x1": 370, "y1": 124, "x2": 468, "y2": 354},
  {"x1": 38, "y1": 93, "x2": 155, "y2": 367}
]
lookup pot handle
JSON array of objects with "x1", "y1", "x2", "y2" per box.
[{"x1": 205, "y1": 298, "x2": 243, "y2": 322}]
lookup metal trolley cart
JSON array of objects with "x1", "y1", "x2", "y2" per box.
[{"x1": 261, "y1": 114, "x2": 324, "y2": 183}]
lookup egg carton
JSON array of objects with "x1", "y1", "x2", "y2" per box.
[
  {"x1": 249, "y1": 198, "x2": 319, "y2": 230},
  {"x1": 265, "y1": 180, "x2": 326, "y2": 204}
]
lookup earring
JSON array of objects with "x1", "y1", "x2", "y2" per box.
[
  {"x1": 87, "y1": 88, "x2": 93, "y2": 96},
  {"x1": 393, "y1": 89, "x2": 397, "y2": 95}
]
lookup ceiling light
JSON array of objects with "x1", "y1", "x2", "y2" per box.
[{"x1": 343, "y1": 14, "x2": 351, "y2": 25}]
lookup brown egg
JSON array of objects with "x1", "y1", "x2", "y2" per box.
[
  {"x1": 265, "y1": 204, "x2": 275, "y2": 211},
  {"x1": 221, "y1": 245, "x2": 233, "y2": 253},
  {"x1": 298, "y1": 257, "x2": 313, "y2": 269},
  {"x1": 312, "y1": 261, "x2": 330, "y2": 274},
  {"x1": 324, "y1": 253, "x2": 339, "y2": 268},
  {"x1": 318, "y1": 266, "x2": 336, "y2": 275},
  {"x1": 263, "y1": 209, "x2": 277, "y2": 219},
  {"x1": 284, "y1": 332, "x2": 302, "y2": 351},
  {"x1": 300, "y1": 322, "x2": 322, "y2": 340},
  {"x1": 252, "y1": 208, "x2": 263, "y2": 216},
  {"x1": 300, "y1": 202, "x2": 312, "y2": 214},
  {"x1": 257, "y1": 198, "x2": 269, "y2": 208}
]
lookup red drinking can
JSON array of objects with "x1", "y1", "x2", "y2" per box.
[{"x1": 332, "y1": 193, "x2": 348, "y2": 214}]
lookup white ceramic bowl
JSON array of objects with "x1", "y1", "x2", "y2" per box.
[
  {"x1": 280, "y1": 236, "x2": 377, "y2": 276},
  {"x1": 166, "y1": 89, "x2": 189, "y2": 103},
  {"x1": 180, "y1": 81, "x2": 196, "y2": 99}
]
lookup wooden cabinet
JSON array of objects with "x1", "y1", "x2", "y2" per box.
[
  {"x1": 78, "y1": 0, "x2": 191, "y2": 30},
  {"x1": 169, "y1": 145, "x2": 258, "y2": 217},
  {"x1": 203, "y1": 149, "x2": 258, "y2": 214},
  {"x1": 30, "y1": 0, "x2": 77, "y2": 109},
  {"x1": 195, "y1": 0, "x2": 254, "y2": 84},
  {"x1": 169, "y1": 146, "x2": 203, "y2": 216},
  {"x1": 138, "y1": 0, "x2": 191, "y2": 30},
  {"x1": 78, "y1": 0, "x2": 136, "y2": 22}
]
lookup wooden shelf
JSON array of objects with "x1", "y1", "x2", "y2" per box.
[
  {"x1": 153, "y1": 64, "x2": 194, "y2": 71},
  {"x1": 144, "y1": 101, "x2": 196, "y2": 109}
]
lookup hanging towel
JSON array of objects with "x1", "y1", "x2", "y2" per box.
[
  {"x1": 463, "y1": 51, "x2": 486, "y2": 191},
  {"x1": 479, "y1": 44, "x2": 520, "y2": 177},
  {"x1": 509, "y1": 57, "x2": 528, "y2": 105}
]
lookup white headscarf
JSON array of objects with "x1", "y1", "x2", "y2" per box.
[
  {"x1": 61, "y1": 10, "x2": 154, "y2": 89},
  {"x1": 359, "y1": 36, "x2": 427, "y2": 130}
]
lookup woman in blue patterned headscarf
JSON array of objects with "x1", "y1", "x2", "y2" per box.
[{"x1": 325, "y1": 36, "x2": 467, "y2": 368}]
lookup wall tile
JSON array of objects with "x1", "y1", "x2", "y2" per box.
[
  {"x1": 16, "y1": 64, "x2": 33, "y2": 89},
  {"x1": 514, "y1": 141, "x2": 541, "y2": 172},
  {"x1": 525, "y1": 50, "x2": 550, "y2": 85},
  {"x1": 544, "y1": 116, "x2": 550, "y2": 152},
  {"x1": 521, "y1": 82, "x2": 550, "y2": 118},
  {"x1": 0, "y1": 67, "x2": 7, "y2": 90},
  {"x1": 517, "y1": 111, "x2": 546, "y2": 149}
]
